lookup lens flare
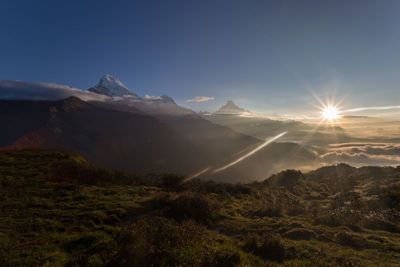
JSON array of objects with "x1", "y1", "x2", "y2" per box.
[{"x1": 213, "y1": 131, "x2": 287, "y2": 173}]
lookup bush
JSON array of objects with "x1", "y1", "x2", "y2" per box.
[
  {"x1": 362, "y1": 218, "x2": 400, "y2": 233},
  {"x1": 204, "y1": 247, "x2": 242, "y2": 267},
  {"x1": 254, "y1": 206, "x2": 283, "y2": 217},
  {"x1": 283, "y1": 228, "x2": 317, "y2": 240},
  {"x1": 47, "y1": 160, "x2": 142, "y2": 185},
  {"x1": 267, "y1": 169, "x2": 303, "y2": 187},
  {"x1": 313, "y1": 215, "x2": 343, "y2": 227},
  {"x1": 160, "y1": 193, "x2": 221, "y2": 223},
  {"x1": 243, "y1": 234, "x2": 285, "y2": 262},
  {"x1": 113, "y1": 217, "x2": 213, "y2": 266},
  {"x1": 160, "y1": 174, "x2": 185, "y2": 192},
  {"x1": 334, "y1": 231, "x2": 370, "y2": 249}
]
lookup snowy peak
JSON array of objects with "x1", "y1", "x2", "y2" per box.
[
  {"x1": 214, "y1": 100, "x2": 247, "y2": 115},
  {"x1": 86, "y1": 74, "x2": 194, "y2": 115},
  {"x1": 144, "y1": 94, "x2": 175, "y2": 104},
  {"x1": 98, "y1": 74, "x2": 127, "y2": 90},
  {"x1": 155, "y1": 95, "x2": 175, "y2": 104},
  {"x1": 88, "y1": 74, "x2": 139, "y2": 98}
]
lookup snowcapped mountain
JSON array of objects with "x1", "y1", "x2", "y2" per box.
[
  {"x1": 0, "y1": 74, "x2": 195, "y2": 117},
  {"x1": 87, "y1": 74, "x2": 194, "y2": 116},
  {"x1": 88, "y1": 74, "x2": 139, "y2": 98},
  {"x1": 144, "y1": 94, "x2": 176, "y2": 106},
  {"x1": 214, "y1": 100, "x2": 248, "y2": 115}
]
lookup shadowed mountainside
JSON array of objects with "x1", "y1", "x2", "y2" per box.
[{"x1": 0, "y1": 97, "x2": 319, "y2": 182}]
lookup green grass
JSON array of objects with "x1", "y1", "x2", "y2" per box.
[{"x1": 0, "y1": 149, "x2": 400, "y2": 266}]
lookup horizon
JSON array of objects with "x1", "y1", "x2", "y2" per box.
[{"x1": 2, "y1": 74, "x2": 400, "y2": 120}]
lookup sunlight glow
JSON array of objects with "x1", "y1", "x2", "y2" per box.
[{"x1": 322, "y1": 106, "x2": 341, "y2": 122}]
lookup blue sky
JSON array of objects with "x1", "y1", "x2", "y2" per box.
[{"x1": 1, "y1": 0, "x2": 400, "y2": 114}]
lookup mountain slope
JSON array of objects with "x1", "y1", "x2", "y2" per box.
[
  {"x1": 0, "y1": 96, "x2": 319, "y2": 181},
  {"x1": 0, "y1": 97, "x2": 202, "y2": 173}
]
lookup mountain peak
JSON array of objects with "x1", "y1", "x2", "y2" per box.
[
  {"x1": 214, "y1": 100, "x2": 247, "y2": 115},
  {"x1": 88, "y1": 74, "x2": 139, "y2": 98},
  {"x1": 159, "y1": 95, "x2": 175, "y2": 103}
]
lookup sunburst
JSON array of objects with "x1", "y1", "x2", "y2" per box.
[{"x1": 322, "y1": 105, "x2": 341, "y2": 122}]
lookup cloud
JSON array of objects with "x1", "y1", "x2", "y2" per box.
[
  {"x1": 321, "y1": 151, "x2": 400, "y2": 166},
  {"x1": 321, "y1": 143, "x2": 400, "y2": 166},
  {"x1": 0, "y1": 80, "x2": 109, "y2": 102},
  {"x1": 187, "y1": 96, "x2": 214, "y2": 103},
  {"x1": 144, "y1": 94, "x2": 161, "y2": 100},
  {"x1": 328, "y1": 143, "x2": 400, "y2": 156}
]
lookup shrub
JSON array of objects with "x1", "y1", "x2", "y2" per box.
[
  {"x1": 160, "y1": 174, "x2": 185, "y2": 192},
  {"x1": 267, "y1": 169, "x2": 303, "y2": 187},
  {"x1": 243, "y1": 234, "x2": 285, "y2": 262},
  {"x1": 362, "y1": 218, "x2": 400, "y2": 233},
  {"x1": 284, "y1": 228, "x2": 317, "y2": 240},
  {"x1": 334, "y1": 231, "x2": 370, "y2": 249},
  {"x1": 204, "y1": 247, "x2": 242, "y2": 267},
  {"x1": 254, "y1": 206, "x2": 283, "y2": 217},
  {"x1": 47, "y1": 160, "x2": 142, "y2": 185},
  {"x1": 113, "y1": 217, "x2": 213, "y2": 266},
  {"x1": 258, "y1": 235, "x2": 285, "y2": 262},
  {"x1": 159, "y1": 193, "x2": 221, "y2": 223},
  {"x1": 313, "y1": 215, "x2": 343, "y2": 227}
]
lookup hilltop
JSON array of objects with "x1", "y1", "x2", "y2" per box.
[{"x1": 1, "y1": 149, "x2": 400, "y2": 266}]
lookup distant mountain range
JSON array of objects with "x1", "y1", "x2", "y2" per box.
[
  {"x1": 203, "y1": 100, "x2": 352, "y2": 146},
  {"x1": 0, "y1": 75, "x2": 321, "y2": 182}
]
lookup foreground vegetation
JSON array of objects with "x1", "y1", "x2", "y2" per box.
[{"x1": 1, "y1": 149, "x2": 400, "y2": 266}]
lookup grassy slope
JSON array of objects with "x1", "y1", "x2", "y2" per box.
[{"x1": 0, "y1": 149, "x2": 400, "y2": 266}]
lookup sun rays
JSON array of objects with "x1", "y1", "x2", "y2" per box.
[{"x1": 322, "y1": 105, "x2": 341, "y2": 122}]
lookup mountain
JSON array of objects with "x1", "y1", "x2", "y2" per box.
[
  {"x1": 87, "y1": 74, "x2": 194, "y2": 116},
  {"x1": 0, "y1": 97, "x2": 256, "y2": 176},
  {"x1": 0, "y1": 76, "x2": 193, "y2": 117},
  {"x1": 0, "y1": 96, "x2": 319, "y2": 181},
  {"x1": 88, "y1": 74, "x2": 139, "y2": 98},
  {"x1": 204, "y1": 105, "x2": 352, "y2": 146},
  {"x1": 213, "y1": 100, "x2": 248, "y2": 115},
  {"x1": 0, "y1": 77, "x2": 321, "y2": 181},
  {"x1": 0, "y1": 97, "x2": 201, "y2": 173}
]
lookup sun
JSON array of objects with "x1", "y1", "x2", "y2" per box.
[{"x1": 322, "y1": 105, "x2": 341, "y2": 122}]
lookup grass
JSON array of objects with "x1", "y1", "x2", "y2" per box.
[{"x1": 0, "y1": 149, "x2": 400, "y2": 266}]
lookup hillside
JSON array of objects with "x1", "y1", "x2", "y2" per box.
[
  {"x1": 1, "y1": 149, "x2": 400, "y2": 266},
  {"x1": 0, "y1": 97, "x2": 263, "y2": 175},
  {"x1": 0, "y1": 97, "x2": 319, "y2": 182},
  {"x1": 0, "y1": 97, "x2": 201, "y2": 174}
]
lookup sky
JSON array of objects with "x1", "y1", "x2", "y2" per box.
[{"x1": 1, "y1": 0, "x2": 400, "y2": 114}]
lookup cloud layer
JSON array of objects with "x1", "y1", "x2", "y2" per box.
[
  {"x1": 321, "y1": 143, "x2": 400, "y2": 166},
  {"x1": 0, "y1": 80, "x2": 108, "y2": 102},
  {"x1": 187, "y1": 96, "x2": 214, "y2": 102}
]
